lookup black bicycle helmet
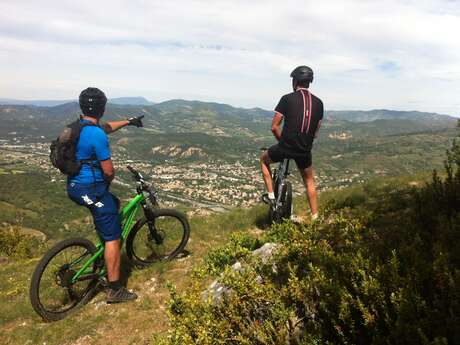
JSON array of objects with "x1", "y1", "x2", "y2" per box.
[
  {"x1": 79, "y1": 87, "x2": 107, "y2": 118},
  {"x1": 290, "y1": 66, "x2": 314, "y2": 83}
]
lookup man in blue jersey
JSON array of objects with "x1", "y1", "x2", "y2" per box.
[
  {"x1": 260, "y1": 66, "x2": 324, "y2": 221},
  {"x1": 67, "y1": 87, "x2": 143, "y2": 303}
]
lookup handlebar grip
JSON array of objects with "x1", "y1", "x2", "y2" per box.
[
  {"x1": 127, "y1": 165, "x2": 145, "y2": 182},
  {"x1": 127, "y1": 165, "x2": 140, "y2": 178}
]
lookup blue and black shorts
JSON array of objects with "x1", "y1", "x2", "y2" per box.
[{"x1": 67, "y1": 182, "x2": 121, "y2": 241}]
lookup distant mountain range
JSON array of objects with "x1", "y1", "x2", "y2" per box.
[
  {"x1": 0, "y1": 100, "x2": 456, "y2": 143},
  {"x1": 0, "y1": 96, "x2": 154, "y2": 107},
  {"x1": 1, "y1": 97, "x2": 456, "y2": 120},
  {"x1": 327, "y1": 109, "x2": 457, "y2": 123}
]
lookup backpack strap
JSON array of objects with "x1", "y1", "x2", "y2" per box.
[
  {"x1": 77, "y1": 121, "x2": 99, "y2": 164},
  {"x1": 75, "y1": 120, "x2": 101, "y2": 186}
]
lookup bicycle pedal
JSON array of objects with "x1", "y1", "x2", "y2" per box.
[
  {"x1": 261, "y1": 194, "x2": 271, "y2": 204},
  {"x1": 98, "y1": 276, "x2": 109, "y2": 288}
]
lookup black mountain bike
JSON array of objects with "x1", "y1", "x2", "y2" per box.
[
  {"x1": 262, "y1": 150, "x2": 293, "y2": 223},
  {"x1": 30, "y1": 166, "x2": 190, "y2": 321}
]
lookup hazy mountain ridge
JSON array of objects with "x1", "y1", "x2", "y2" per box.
[
  {"x1": 0, "y1": 97, "x2": 153, "y2": 107},
  {"x1": 327, "y1": 109, "x2": 456, "y2": 123},
  {"x1": 0, "y1": 100, "x2": 456, "y2": 139},
  {"x1": 0, "y1": 100, "x2": 274, "y2": 141}
]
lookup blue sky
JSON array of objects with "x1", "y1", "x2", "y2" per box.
[{"x1": 1, "y1": 0, "x2": 459, "y2": 115}]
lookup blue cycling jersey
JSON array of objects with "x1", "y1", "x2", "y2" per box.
[{"x1": 68, "y1": 120, "x2": 111, "y2": 185}]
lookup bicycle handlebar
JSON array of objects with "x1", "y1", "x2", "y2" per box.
[
  {"x1": 126, "y1": 165, "x2": 159, "y2": 205},
  {"x1": 127, "y1": 165, "x2": 144, "y2": 181}
]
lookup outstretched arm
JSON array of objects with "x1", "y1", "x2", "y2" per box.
[
  {"x1": 102, "y1": 115, "x2": 144, "y2": 134},
  {"x1": 101, "y1": 120, "x2": 129, "y2": 134}
]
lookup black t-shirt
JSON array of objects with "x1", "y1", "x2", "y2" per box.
[{"x1": 274, "y1": 88, "x2": 324, "y2": 152}]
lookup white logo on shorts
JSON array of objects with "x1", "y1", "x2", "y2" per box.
[
  {"x1": 82, "y1": 195, "x2": 94, "y2": 205},
  {"x1": 82, "y1": 195, "x2": 104, "y2": 208}
]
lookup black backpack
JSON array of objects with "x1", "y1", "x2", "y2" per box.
[{"x1": 50, "y1": 120, "x2": 96, "y2": 175}]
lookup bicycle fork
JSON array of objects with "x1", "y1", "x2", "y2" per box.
[{"x1": 142, "y1": 203, "x2": 164, "y2": 245}]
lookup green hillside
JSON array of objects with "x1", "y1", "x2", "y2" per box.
[
  {"x1": 162, "y1": 134, "x2": 460, "y2": 344},
  {"x1": 0, "y1": 100, "x2": 456, "y2": 175},
  {"x1": 0, "y1": 185, "x2": 272, "y2": 344},
  {"x1": 0, "y1": 101, "x2": 456, "y2": 141},
  {"x1": 1, "y1": 130, "x2": 459, "y2": 344},
  {"x1": 0, "y1": 101, "x2": 458, "y2": 343}
]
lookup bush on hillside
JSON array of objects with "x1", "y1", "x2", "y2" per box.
[
  {"x1": 0, "y1": 222, "x2": 44, "y2": 259},
  {"x1": 164, "y1": 124, "x2": 460, "y2": 345}
]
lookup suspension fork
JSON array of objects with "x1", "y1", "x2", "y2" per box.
[{"x1": 141, "y1": 201, "x2": 162, "y2": 244}]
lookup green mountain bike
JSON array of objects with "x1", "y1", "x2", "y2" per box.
[{"x1": 29, "y1": 166, "x2": 190, "y2": 321}]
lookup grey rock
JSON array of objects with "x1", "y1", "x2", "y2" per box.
[{"x1": 203, "y1": 243, "x2": 280, "y2": 303}]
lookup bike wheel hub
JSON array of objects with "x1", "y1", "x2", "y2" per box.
[{"x1": 56, "y1": 266, "x2": 76, "y2": 288}]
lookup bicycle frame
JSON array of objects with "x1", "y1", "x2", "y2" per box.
[
  {"x1": 70, "y1": 193, "x2": 146, "y2": 283},
  {"x1": 274, "y1": 159, "x2": 290, "y2": 182}
]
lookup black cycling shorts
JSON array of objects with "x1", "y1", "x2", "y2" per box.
[{"x1": 268, "y1": 144, "x2": 312, "y2": 170}]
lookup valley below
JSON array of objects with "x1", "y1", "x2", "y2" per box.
[{"x1": 0, "y1": 100, "x2": 456, "y2": 212}]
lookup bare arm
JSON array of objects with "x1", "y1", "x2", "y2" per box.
[
  {"x1": 271, "y1": 113, "x2": 283, "y2": 141},
  {"x1": 102, "y1": 115, "x2": 144, "y2": 134},
  {"x1": 100, "y1": 159, "x2": 115, "y2": 182},
  {"x1": 101, "y1": 120, "x2": 129, "y2": 134},
  {"x1": 314, "y1": 120, "x2": 322, "y2": 138}
]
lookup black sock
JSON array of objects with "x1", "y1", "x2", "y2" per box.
[{"x1": 108, "y1": 280, "x2": 122, "y2": 291}]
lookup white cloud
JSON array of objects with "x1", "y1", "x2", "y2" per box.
[{"x1": 0, "y1": 0, "x2": 459, "y2": 115}]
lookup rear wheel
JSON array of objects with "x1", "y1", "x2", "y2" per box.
[
  {"x1": 269, "y1": 181, "x2": 293, "y2": 223},
  {"x1": 280, "y1": 181, "x2": 293, "y2": 220},
  {"x1": 30, "y1": 238, "x2": 100, "y2": 321},
  {"x1": 126, "y1": 209, "x2": 190, "y2": 267}
]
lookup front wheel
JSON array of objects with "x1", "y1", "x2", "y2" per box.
[
  {"x1": 126, "y1": 209, "x2": 190, "y2": 267},
  {"x1": 29, "y1": 238, "x2": 100, "y2": 321},
  {"x1": 269, "y1": 181, "x2": 293, "y2": 223}
]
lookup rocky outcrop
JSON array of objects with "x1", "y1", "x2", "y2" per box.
[{"x1": 202, "y1": 242, "x2": 279, "y2": 302}]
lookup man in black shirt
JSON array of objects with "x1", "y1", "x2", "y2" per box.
[{"x1": 260, "y1": 66, "x2": 324, "y2": 221}]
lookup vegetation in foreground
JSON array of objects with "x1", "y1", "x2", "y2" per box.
[
  {"x1": 1, "y1": 125, "x2": 458, "y2": 344},
  {"x1": 0, "y1": 195, "x2": 271, "y2": 345},
  {"x1": 164, "y1": 128, "x2": 460, "y2": 344}
]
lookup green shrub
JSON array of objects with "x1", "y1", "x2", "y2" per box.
[
  {"x1": 164, "y1": 123, "x2": 460, "y2": 344},
  {"x1": 197, "y1": 232, "x2": 262, "y2": 277},
  {"x1": 0, "y1": 223, "x2": 43, "y2": 258}
]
